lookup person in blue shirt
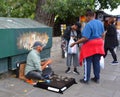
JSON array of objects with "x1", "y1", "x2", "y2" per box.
[{"x1": 25, "y1": 41, "x2": 52, "y2": 80}]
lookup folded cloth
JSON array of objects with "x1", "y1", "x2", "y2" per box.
[{"x1": 80, "y1": 38, "x2": 105, "y2": 66}]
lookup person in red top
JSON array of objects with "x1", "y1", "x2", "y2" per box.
[{"x1": 71, "y1": 9, "x2": 105, "y2": 84}]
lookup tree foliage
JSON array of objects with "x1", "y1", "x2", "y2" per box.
[
  {"x1": 42, "y1": 0, "x2": 94, "y2": 20},
  {"x1": 42, "y1": 0, "x2": 120, "y2": 21},
  {"x1": 96, "y1": 0, "x2": 120, "y2": 10},
  {"x1": 0, "y1": 0, "x2": 119, "y2": 22},
  {"x1": 0, "y1": 0, "x2": 37, "y2": 19}
]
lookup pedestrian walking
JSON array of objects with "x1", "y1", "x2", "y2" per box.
[{"x1": 104, "y1": 16, "x2": 119, "y2": 65}]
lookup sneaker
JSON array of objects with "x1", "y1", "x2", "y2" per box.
[
  {"x1": 73, "y1": 70, "x2": 80, "y2": 75},
  {"x1": 91, "y1": 77, "x2": 99, "y2": 83},
  {"x1": 65, "y1": 68, "x2": 71, "y2": 73},
  {"x1": 111, "y1": 61, "x2": 119, "y2": 65},
  {"x1": 25, "y1": 79, "x2": 36, "y2": 85},
  {"x1": 80, "y1": 79, "x2": 89, "y2": 84}
]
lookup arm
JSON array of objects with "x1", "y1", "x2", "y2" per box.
[
  {"x1": 101, "y1": 32, "x2": 106, "y2": 40},
  {"x1": 71, "y1": 37, "x2": 88, "y2": 47},
  {"x1": 32, "y1": 55, "x2": 42, "y2": 71},
  {"x1": 41, "y1": 59, "x2": 52, "y2": 70}
]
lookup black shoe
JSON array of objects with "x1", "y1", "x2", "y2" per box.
[
  {"x1": 111, "y1": 61, "x2": 119, "y2": 65},
  {"x1": 80, "y1": 79, "x2": 89, "y2": 84},
  {"x1": 73, "y1": 68, "x2": 80, "y2": 75},
  {"x1": 73, "y1": 69, "x2": 80, "y2": 75},
  {"x1": 65, "y1": 68, "x2": 71, "y2": 73},
  {"x1": 91, "y1": 77, "x2": 99, "y2": 83}
]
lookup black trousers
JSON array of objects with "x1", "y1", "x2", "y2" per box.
[{"x1": 104, "y1": 47, "x2": 117, "y2": 61}]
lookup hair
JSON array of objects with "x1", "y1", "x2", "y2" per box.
[
  {"x1": 85, "y1": 9, "x2": 95, "y2": 17},
  {"x1": 74, "y1": 22, "x2": 81, "y2": 29},
  {"x1": 108, "y1": 16, "x2": 115, "y2": 24}
]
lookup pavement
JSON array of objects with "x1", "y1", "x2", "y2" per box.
[{"x1": 0, "y1": 37, "x2": 120, "y2": 97}]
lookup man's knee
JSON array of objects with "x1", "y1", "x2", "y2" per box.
[{"x1": 25, "y1": 70, "x2": 43, "y2": 80}]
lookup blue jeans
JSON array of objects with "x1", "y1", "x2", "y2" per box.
[
  {"x1": 83, "y1": 54, "x2": 101, "y2": 81},
  {"x1": 25, "y1": 66, "x2": 52, "y2": 80},
  {"x1": 25, "y1": 70, "x2": 43, "y2": 80}
]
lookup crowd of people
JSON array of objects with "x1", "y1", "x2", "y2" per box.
[
  {"x1": 24, "y1": 9, "x2": 119, "y2": 85},
  {"x1": 62, "y1": 9, "x2": 119, "y2": 84}
]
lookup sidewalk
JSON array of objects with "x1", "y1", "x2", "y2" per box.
[{"x1": 0, "y1": 37, "x2": 120, "y2": 97}]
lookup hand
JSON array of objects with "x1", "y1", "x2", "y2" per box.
[
  {"x1": 70, "y1": 42, "x2": 76, "y2": 47},
  {"x1": 41, "y1": 59, "x2": 52, "y2": 70}
]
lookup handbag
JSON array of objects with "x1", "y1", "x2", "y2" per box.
[{"x1": 68, "y1": 37, "x2": 77, "y2": 54}]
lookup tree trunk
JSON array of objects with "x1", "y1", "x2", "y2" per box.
[{"x1": 35, "y1": 0, "x2": 55, "y2": 27}]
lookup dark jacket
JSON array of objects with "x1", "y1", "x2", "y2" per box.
[
  {"x1": 63, "y1": 26, "x2": 81, "y2": 43},
  {"x1": 104, "y1": 24, "x2": 119, "y2": 48}
]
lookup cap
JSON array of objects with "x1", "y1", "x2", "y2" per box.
[
  {"x1": 74, "y1": 22, "x2": 81, "y2": 29},
  {"x1": 32, "y1": 41, "x2": 43, "y2": 48}
]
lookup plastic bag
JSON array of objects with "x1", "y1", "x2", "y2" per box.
[
  {"x1": 100, "y1": 56, "x2": 104, "y2": 69},
  {"x1": 68, "y1": 37, "x2": 77, "y2": 54}
]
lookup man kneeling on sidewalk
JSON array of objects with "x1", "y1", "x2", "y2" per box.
[{"x1": 25, "y1": 41, "x2": 52, "y2": 81}]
